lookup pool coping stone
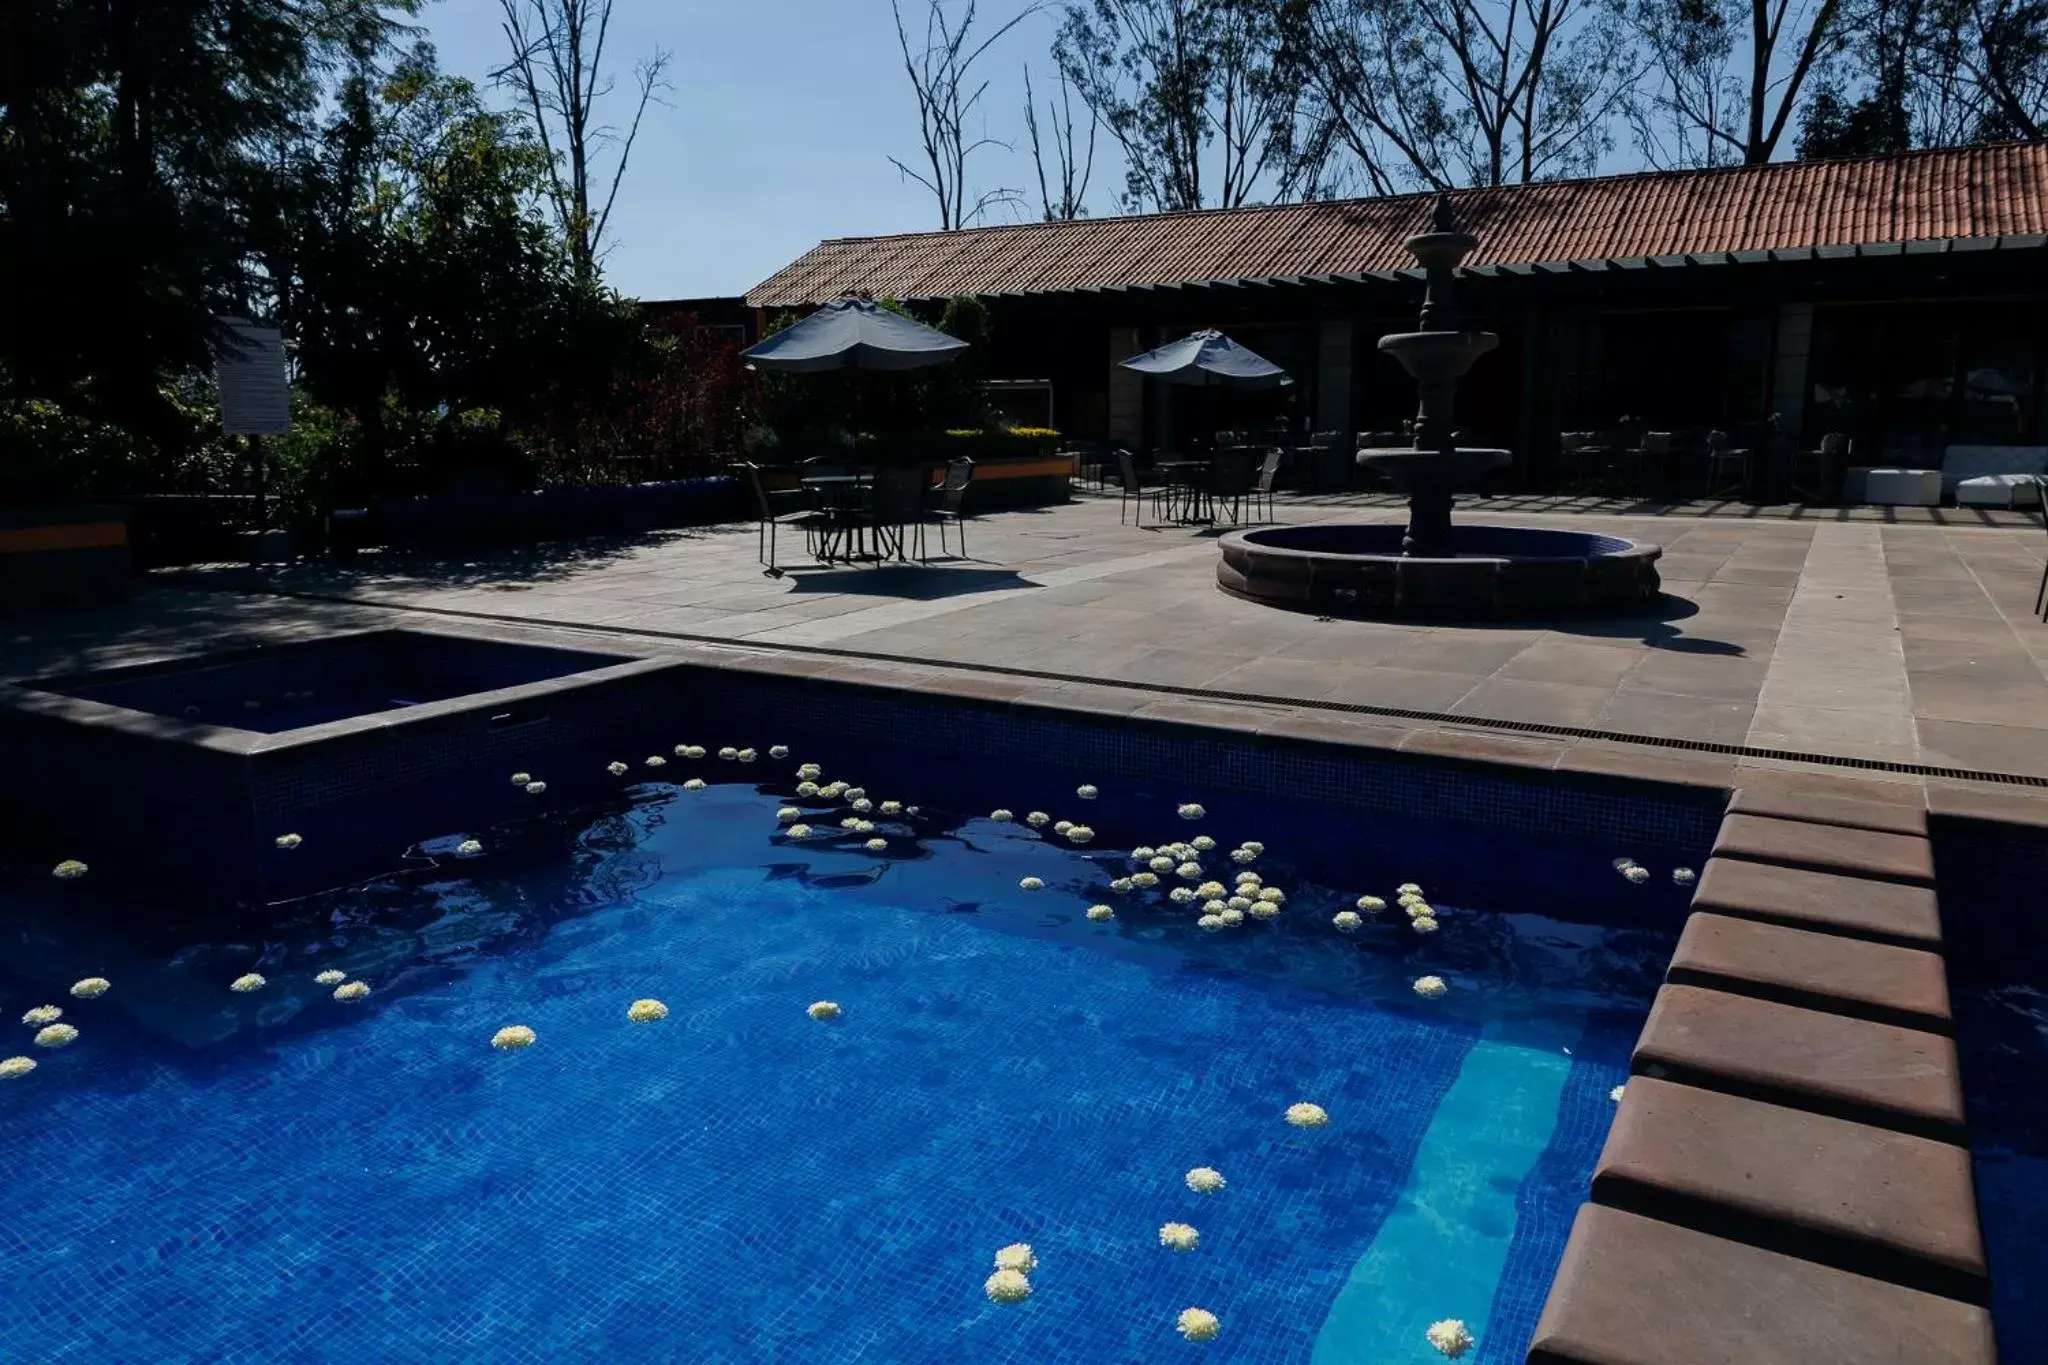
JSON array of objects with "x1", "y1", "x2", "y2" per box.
[
  {"x1": 1689, "y1": 857, "x2": 1943, "y2": 948},
  {"x1": 1711, "y1": 810, "x2": 1937, "y2": 885},
  {"x1": 1666, "y1": 912, "x2": 1952, "y2": 1033}
]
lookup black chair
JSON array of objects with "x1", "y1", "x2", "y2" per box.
[
  {"x1": 1207, "y1": 452, "x2": 1257, "y2": 524},
  {"x1": 1793, "y1": 432, "x2": 1850, "y2": 504},
  {"x1": 2033, "y1": 475, "x2": 2048, "y2": 620},
  {"x1": 744, "y1": 463, "x2": 825, "y2": 577},
  {"x1": 1251, "y1": 448, "x2": 1283, "y2": 521},
  {"x1": 1115, "y1": 449, "x2": 1164, "y2": 525},
  {"x1": 923, "y1": 458, "x2": 975, "y2": 558},
  {"x1": 868, "y1": 465, "x2": 930, "y2": 561},
  {"x1": 1703, "y1": 429, "x2": 1751, "y2": 499}
]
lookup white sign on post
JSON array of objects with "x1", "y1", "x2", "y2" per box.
[{"x1": 215, "y1": 318, "x2": 291, "y2": 435}]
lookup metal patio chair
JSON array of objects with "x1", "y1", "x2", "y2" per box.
[
  {"x1": 923, "y1": 457, "x2": 976, "y2": 559},
  {"x1": 744, "y1": 462, "x2": 826, "y2": 577}
]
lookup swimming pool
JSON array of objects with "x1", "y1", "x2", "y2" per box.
[{"x1": 0, "y1": 747, "x2": 1695, "y2": 1363}]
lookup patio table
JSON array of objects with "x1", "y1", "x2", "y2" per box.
[
  {"x1": 1155, "y1": 460, "x2": 1214, "y2": 524},
  {"x1": 801, "y1": 474, "x2": 876, "y2": 562}
]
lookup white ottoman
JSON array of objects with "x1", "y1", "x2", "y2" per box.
[
  {"x1": 1956, "y1": 474, "x2": 2043, "y2": 508},
  {"x1": 1862, "y1": 468, "x2": 1943, "y2": 507}
]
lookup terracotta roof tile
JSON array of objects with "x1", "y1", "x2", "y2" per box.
[{"x1": 748, "y1": 142, "x2": 2048, "y2": 307}]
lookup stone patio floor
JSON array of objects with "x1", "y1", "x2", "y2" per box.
[{"x1": 9, "y1": 490, "x2": 2048, "y2": 820}]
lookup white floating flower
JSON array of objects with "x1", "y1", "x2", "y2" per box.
[
  {"x1": 880, "y1": 801, "x2": 902, "y2": 815},
  {"x1": 865, "y1": 838, "x2": 888, "y2": 852},
  {"x1": 1673, "y1": 867, "x2": 1696, "y2": 884},
  {"x1": 683, "y1": 778, "x2": 707, "y2": 791},
  {"x1": 1110, "y1": 878, "x2": 1134, "y2": 894},
  {"x1": 1185, "y1": 1166, "x2": 1225, "y2": 1194},
  {"x1": 797, "y1": 763, "x2": 822, "y2": 781},
  {"x1": 0, "y1": 1056, "x2": 35, "y2": 1080},
  {"x1": 1240, "y1": 841, "x2": 1265, "y2": 855},
  {"x1": 797, "y1": 781, "x2": 821, "y2": 797},
  {"x1": 1286, "y1": 1102, "x2": 1330, "y2": 1128},
  {"x1": 1235, "y1": 871, "x2": 1262, "y2": 887},
  {"x1": 786, "y1": 824, "x2": 814, "y2": 839},
  {"x1": 70, "y1": 978, "x2": 109, "y2": 1000},
  {"x1": 22, "y1": 1005, "x2": 61, "y2": 1026},
  {"x1": 807, "y1": 1000, "x2": 842, "y2": 1021},
  {"x1": 737, "y1": 749, "x2": 757, "y2": 763},
  {"x1": 853, "y1": 799, "x2": 875, "y2": 813},
  {"x1": 492, "y1": 1025, "x2": 536, "y2": 1050},
  {"x1": 314, "y1": 970, "x2": 346, "y2": 986},
  {"x1": 684, "y1": 745, "x2": 707, "y2": 759},
  {"x1": 778, "y1": 807, "x2": 802, "y2": 822},
  {"x1": 1623, "y1": 865, "x2": 1650, "y2": 884},
  {"x1": 821, "y1": 782, "x2": 848, "y2": 800},
  {"x1": 456, "y1": 839, "x2": 484, "y2": 859},
  {"x1": 1610, "y1": 1084, "x2": 1626, "y2": 1102},
  {"x1": 1197, "y1": 914, "x2": 1225, "y2": 932},
  {"x1": 718, "y1": 747, "x2": 738, "y2": 760},
  {"x1": 1176, "y1": 862, "x2": 1202, "y2": 880},
  {"x1": 1257, "y1": 887, "x2": 1285, "y2": 905},
  {"x1": 845, "y1": 788, "x2": 867, "y2": 802},
  {"x1": 991, "y1": 809, "x2": 1014, "y2": 822},
  {"x1": 627, "y1": 998, "x2": 668, "y2": 1023},
  {"x1": 1158, "y1": 1222, "x2": 1200, "y2": 1252},
  {"x1": 769, "y1": 745, "x2": 789, "y2": 759},
  {"x1": 1231, "y1": 848, "x2": 1257, "y2": 864},
  {"x1": 984, "y1": 1269, "x2": 1032, "y2": 1305},
  {"x1": 1612, "y1": 857, "x2": 1637, "y2": 871},
  {"x1": 993, "y1": 1242, "x2": 1038, "y2": 1274},
  {"x1": 274, "y1": 833, "x2": 303, "y2": 851},
  {"x1": 525, "y1": 781, "x2": 547, "y2": 796},
  {"x1": 1132, "y1": 872, "x2": 1159, "y2": 888},
  {"x1": 1231, "y1": 896, "x2": 1258, "y2": 913},
  {"x1": 1426, "y1": 1319, "x2": 1475, "y2": 1358},
  {"x1": 333, "y1": 980, "x2": 371, "y2": 1002},
  {"x1": 1149, "y1": 856, "x2": 1176, "y2": 873},
  {"x1": 607, "y1": 761, "x2": 629, "y2": 776},
  {"x1": 1067, "y1": 825, "x2": 1095, "y2": 844},
  {"x1": 840, "y1": 818, "x2": 863, "y2": 830},
  {"x1": 230, "y1": 973, "x2": 266, "y2": 994},
  {"x1": 1054, "y1": 820, "x2": 1073, "y2": 835},
  {"x1": 1412, "y1": 916, "x2": 1440, "y2": 934},
  {"x1": 854, "y1": 820, "x2": 876, "y2": 835},
  {"x1": 645, "y1": 755, "x2": 667, "y2": 769},
  {"x1": 1188, "y1": 837, "x2": 1213, "y2": 854},
  {"x1": 1026, "y1": 811, "x2": 1050, "y2": 827},
  {"x1": 1196, "y1": 881, "x2": 1226, "y2": 898},
  {"x1": 34, "y1": 1023, "x2": 78, "y2": 1048},
  {"x1": 1357, "y1": 895, "x2": 1386, "y2": 913},
  {"x1": 1177, "y1": 803, "x2": 1205, "y2": 820},
  {"x1": 1177, "y1": 1308, "x2": 1220, "y2": 1342},
  {"x1": 1132, "y1": 846, "x2": 1157, "y2": 862},
  {"x1": 1019, "y1": 877, "x2": 1044, "y2": 891},
  {"x1": 1333, "y1": 911, "x2": 1363, "y2": 933},
  {"x1": 1405, "y1": 901, "x2": 1434, "y2": 920},
  {"x1": 1170, "y1": 887, "x2": 1197, "y2": 905},
  {"x1": 1201, "y1": 899, "x2": 1228, "y2": 915},
  {"x1": 1413, "y1": 975, "x2": 1448, "y2": 998},
  {"x1": 1219, "y1": 908, "x2": 1245, "y2": 926},
  {"x1": 1077, "y1": 784, "x2": 1099, "y2": 799},
  {"x1": 510, "y1": 773, "x2": 531, "y2": 786},
  {"x1": 52, "y1": 860, "x2": 88, "y2": 881},
  {"x1": 1086, "y1": 904, "x2": 1115, "y2": 922}
]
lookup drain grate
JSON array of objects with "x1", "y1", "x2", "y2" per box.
[{"x1": 182, "y1": 580, "x2": 2048, "y2": 791}]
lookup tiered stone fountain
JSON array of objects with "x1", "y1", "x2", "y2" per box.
[{"x1": 1217, "y1": 196, "x2": 1662, "y2": 620}]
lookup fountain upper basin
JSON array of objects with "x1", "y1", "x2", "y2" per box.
[{"x1": 1217, "y1": 523, "x2": 1663, "y2": 621}]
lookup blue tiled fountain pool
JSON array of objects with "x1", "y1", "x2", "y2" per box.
[{"x1": 0, "y1": 744, "x2": 1698, "y2": 1363}]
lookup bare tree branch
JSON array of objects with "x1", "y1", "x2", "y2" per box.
[{"x1": 892, "y1": 0, "x2": 1042, "y2": 230}]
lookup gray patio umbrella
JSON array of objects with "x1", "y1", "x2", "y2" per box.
[
  {"x1": 742, "y1": 298, "x2": 970, "y2": 373},
  {"x1": 1118, "y1": 329, "x2": 1295, "y2": 389}
]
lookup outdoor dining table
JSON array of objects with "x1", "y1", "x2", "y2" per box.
[
  {"x1": 1155, "y1": 459, "x2": 1214, "y2": 524},
  {"x1": 800, "y1": 473, "x2": 876, "y2": 562}
]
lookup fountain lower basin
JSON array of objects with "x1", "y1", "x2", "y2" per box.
[{"x1": 1217, "y1": 524, "x2": 1663, "y2": 620}]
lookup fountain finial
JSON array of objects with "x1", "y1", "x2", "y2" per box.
[{"x1": 1430, "y1": 193, "x2": 1457, "y2": 234}]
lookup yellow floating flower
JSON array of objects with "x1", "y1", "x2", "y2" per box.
[
  {"x1": 1201, "y1": 899, "x2": 1228, "y2": 914},
  {"x1": 1132, "y1": 845, "x2": 1156, "y2": 861},
  {"x1": 1185, "y1": 1166, "x2": 1225, "y2": 1194},
  {"x1": 1110, "y1": 877, "x2": 1134, "y2": 893},
  {"x1": 1132, "y1": 872, "x2": 1160, "y2": 888},
  {"x1": 1019, "y1": 877, "x2": 1044, "y2": 891},
  {"x1": 1176, "y1": 862, "x2": 1203, "y2": 879},
  {"x1": 984, "y1": 1269, "x2": 1032, "y2": 1305},
  {"x1": 1673, "y1": 867, "x2": 1696, "y2": 884},
  {"x1": 1236, "y1": 871, "x2": 1262, "y2": 887},
  {"x1": 864, "y1": 838, "x2": 888, "y2": 852},
  {"x1": 34, "y1": 1023, "x2": 78, "y2": 1048},
  {"x1": 1197, "y1": 881, "x2": 1226, "y2": 898},
  {"x1": 737, "y1": 749, "x2": 757, "y2": 763},
  {"x1": 682, "y1": 745, "x2": 707, "y2": 759},
  {"x1": 853, "y1": 820, "x2": 876, "y2": 835},
  {"x1": 1257, "y1": 887, "x2": 1285, "y2": 905},
  {"x1": 274, "y1": 833, "x2": 303, "y2": 851},
  {"x1": 52, "y1": 859, "x2": 89, "y2": 881},
  {"x1": 1177, "y1": 1307, "x2": 1220, "y2": 1342},
  {"x1": 991, "y1": 809, "x2": 1014, "y2": 822},
  {"x1": 22, "y1": 1005, "x2": 61, "y2": 1026},
  {"x1": 230, "y1": 973, "x2": 267, "y2": 994},
  {"x1": 1240, "y1": 841, "x2": 1265, "y2": 856},
  {"x1": 1397, "y1": 882, "x2": 1421, "y2": 895},
  {"x1": 796, "y1": 763, "x2": 822, "y2": 780},
  {"x1": 1086, "y1": 904, "x2": 1115, "y2": 922},
  {"x1": 1067, "y1": 825, "x2": 1095, "y2": 844},
  {"x1": 456, "y1": 839, "x2": 484, "y2": 858},
  {"x1": 822, "y1": 782, "x2": 848, "y2": 799},
  {"x1": 769, "y1": 745, "x2": 790, "y2": 759},
  {"x1": 1623, "y1": 864, "x2": 1651, "y2": 884},
  {"x1": 1149, "y1": 856, "x2": 1176, "y2": 873},
  {"x1": 525, "y1": 781, "x2": 547, "y2": 796},
  {"x1": 1426, "y1": 1319, "x2": 1475, "y2": 1358},
  {"x1": 333, "y1": 980, "x2": 371, "y2": 1002},
  {"x1": 1610, "y1": 1084, "x2": 1626, "y2": 1102},
  {"x1": 607, "y1": 761, "x2": 629, "y2": 776},
  {"x1": 1404, "y1": 901, "x2": 1434, "y2": 919},
  {"x1": 491, "y1": 1025, "x2": 536, "y2": 1050},
  {"x1": 1159, "y1": 1222, "x2": 1200, "y2": 1252},
  {"x1": 1286, "y1": 1101, "x2": 1329, "y2": 1128},
  {"x1": 510, "y1": 772, "x2": 531, "y2": 786},
  {"x1": 314, "y1": 969, "x2": 346, "y2": 986},
  {"x1": 1413, "y1": 975, "x2": 1448, "y2": 998},
  {"x1": 718, "y1": 747, "x2": 738, "y2": 760},
  {"x1": 807, "y1": 1000, "x2": 842, "y2": 1021},
  {"x1": 778, "y1": 807, "x2": 802, "y2": 822},
  {"x1": 683, "y1": 778, "x2": 707, "y2": 791},
  {"x1": 1333, "y1": 910, "x2": 1363, "y2": 933},
  {"x1": 1399, "y1": 892, "x2": 1425, "y2": 909},
  {"x1": 1197, "y1": 914, "x2": 1226, "y2": 931},
  {"x1": 70, "y1": 978, "x2": 109, "y2": 999},
  {"x1": 1230, "y1": 896, "x2": 1257, "y2": 913},
  {"x1": 1077, "y1": 784, "x2": 1099, "y2": 799},
  {"x1": 1177, "y1": 803, "x2": 1205, "y2": 820},
  {"x1": 1026, "y1": 811, "x2": 1050, "y2": 827},
  {"x1": 627, "y1": 999, "x2": 668, "y2": 1023},
  {"x1": 993, "y1": 1242, "x2": 1037, "y2": 1274},
  {"x1": 880, "y1": 801, "x2": 902, "y2": 815},
  {"x1": 1219, "y1": 907, "x2": 1245, "y2": 926},
  {"x1": 0, "y1": 1056, "x2": 35, "y2": 1080},
  {"x1": 1191, "y1": 835, "x2": 1215, "y2": 851},
  {"x1": 1412, "y1": 916, "x2": 1440, "y2": 934},
  {"x1": 787, "y1": 823, "x2": 814, "y2": 838},
  {"x1": 1356, "y1": 895, "x2": 1386, "y2": 913}
]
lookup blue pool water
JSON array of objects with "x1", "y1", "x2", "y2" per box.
[{"x1": 0, "y1": 753, "x2": 1690, "y2": 1363}]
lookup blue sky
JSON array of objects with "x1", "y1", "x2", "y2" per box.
[{"x1": 420, "y1": 0, "x2": 1073, "y2": 302}]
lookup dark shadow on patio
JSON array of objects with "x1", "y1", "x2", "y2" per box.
[{"x1": 779, "y1": 566, "x2": 1035, "y2": 599}]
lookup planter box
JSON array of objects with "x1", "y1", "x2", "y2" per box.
[
  {"x1": 376, "y1": 476, "x2": 744, "y2": 550},
  {"x1": 0, "y1": 504, "x2": 131, "y2": 608}
]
